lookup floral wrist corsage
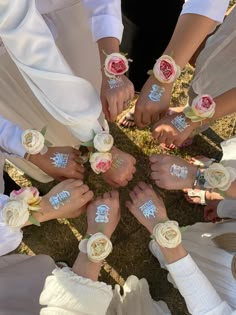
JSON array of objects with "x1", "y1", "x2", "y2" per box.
[
  {"x1": 79, "y1": 232, "x2": 113, "y2": 263},
  {"x1": 195, "y1": 163, "x2": 236, "y2": 191},
  {"x1": 103, "y1": 51, "x2": 132, "y2": 78},
  {"x1": 183, "y1": 94, "x2": 216, "y2": 123},
  {"x1": 152, "y1": 55, "x2": 181, "y2": 84},
  {"x1": 2, "y1": 187, "x2": 42, "y2": 228},
  {"x1": 152, "y1": 220, "x2": 182, "y2": 248},
  {"x1": 88, "y1": 132, "x2": 114, "y2": 174},
  {"x1": 22, "y1": 127, "x2": 52, "y2": 159}
]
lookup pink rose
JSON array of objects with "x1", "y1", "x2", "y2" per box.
[
  {"x1": 10, "y1": 187, "x2": 41, "y2": 210},
  {"x1": 153, "y1": 55, "x2": 180, "y2": 83},
  {"x1": 104, "y1": 53, "x2": 129, "y2": 77},
  {"x1": 192, "y1": 94, "x2": 216, "y2": 118},
  {"x1": 90, "y1": 152, "x2": 112, "y2": 174}
]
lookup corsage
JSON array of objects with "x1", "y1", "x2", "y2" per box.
[
  {"x1": 183, "y1": 94, "x2": 216, "y2": 123},
  {"x1": 79, "y1": 232, "x2": 113, "y2": 263},
  {"x1": 2, "y1": 187, "x2": 42, "y2": 228},
  {"x1": 152, "y1": 55, "x2": 181, "y2": 84},
  {"x1": 152, "y1": 220, "x2": 181, "y2": 248}
]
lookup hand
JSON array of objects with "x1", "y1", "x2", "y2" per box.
[
  {"x1": 86, "y1": 191, "x2": 120, "y2": 238},
  {"x1": 38, "y1": 179, "x2": 94, "y2": 221},
  {"x1": 134, "y1": 75, "x2": 172, "y2": 128},
  {"x1": 152, "y1": 111, "x2": 199, "y2": 147},
  {"x1": 126, "y1": 182, "x2": 167, "y2": 233},
  {"x1": 204, "y1": 202, "x2": 221, "y2": 223},
  {"x1": 102, "y1": 147, "x2": 136, "y2": 187},
  {"x1": 150, "y1": 154, "x2": 197, "y2": 190},
  {"x1": 101, "y1": 74, "x2": 134, "y2": 122},
  {"x1": 29, "y1": 146, "x2": 85, "y2": 181}
]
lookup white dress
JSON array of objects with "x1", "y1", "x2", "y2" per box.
[{"x1": 0, "y1": 0, "x2": 122, "y2": 182}]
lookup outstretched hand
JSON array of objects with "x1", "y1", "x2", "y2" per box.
[
  {"x1": 86, "y1": 191, "x2": 120, "y2": 238},
  {"x1": 126, "y1": 182, "x2": 168, "y2": 233},
  {"x1": 29, "y1": 146, "x2": 85, "y2": 181}
]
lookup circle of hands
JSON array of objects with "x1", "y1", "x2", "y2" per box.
[
  {"x1": 38, "y1": 153, "x2": 218, "y2": 238},
  {"x1": 32, "y1": 73, "x2": 219, "y2": 229}
]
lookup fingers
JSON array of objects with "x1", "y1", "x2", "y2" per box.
[
  {"x1": 81, "y1": 190, "x2": 94, "y2": 205},
  {"x1": 149, "y1": 154, "x2": 162, "y2": 164},
  {"x1": 126, "y1": 200, "x2": 135, "y2": 213},
  {"x1": 77, "y1": 184, "x2": 90, "y2": 195},
  {"x1": 137, "y1": 181, "x2": 150, "y2": 191},
  {"x1": 142, "y1": 111, "x2": 151, "y2": 126},
  {"x1": 108, "y1": 100, "x2": 118, "y2": 122},
  {"x1": 134, "y1": 105, "x2": 143, "y2": 128},
  {"x1": 101, "y1": 95, "x2": 111, "y2": 121}
]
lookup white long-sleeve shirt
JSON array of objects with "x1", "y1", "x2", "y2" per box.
[
  {"x1": 0, "y1": 0, "x2": 229, "y2": 143},
  {"x1": 0, "y1": 115, "x2": 25, "y2": 256},
  {"x1": 39, "y1": 254, "x2": 235, "y2": 314},
  {"x1": 181, "y1": 0, "x2": 230, "y2": 22},
  {"x1": 0, "y1": 0, "x2": 123, "y2": 142}
]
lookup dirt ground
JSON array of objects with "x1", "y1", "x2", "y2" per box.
[{"x1": 5, "y1": 2, "x2": 236, "y2": 314}]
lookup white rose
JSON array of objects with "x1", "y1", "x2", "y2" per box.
[
  {"x1": 87, "y1": 233, "x2": 113, "y2": 262},
  {"x1": 90, "y1": 152, "x2": 112, "y2": 174},
  {"x1": 2, "y1": 200, "x2": 29, "y2": 229},
  {"x1": 153, "y1": 221, "x2": 181, "y2": 248},
  {"x1": 22, "y1": 129, "x2": 46, "y2": 154},
  {"x1": 10, "y1": 187, "x2": 41, "y2": 210},
  {"x1": 93, "y1": 132, "x2": 114, "y2": 152},
  {"x1": 204, "y1": 163, "x2": 236, "y2": 191}
]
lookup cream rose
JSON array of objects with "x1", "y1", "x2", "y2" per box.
[
  {"x1": 153, "y1": 55, "x2": 181, "y2": 84},
  {"x1": 153, "y1": 221, "x2": 181, "y2": 248},
  {"x1": 104, "y1": 53, "x2": 129, "y2": 77},
  {"x1": 10, "y1": 187, "x2": 41, "y2": 210},
  {"x1": 93, "y1": 132, "x2": 114, "y2": 152},
  {"x1": 90, "y1": 152, "x2": 112, "y2": 174},
  {"x1": 2, "y1": 200, "x2": 29, "y2": 229},
  {"x1": 87, "y1": 233, "x2": 113, "y2": 262},
  {"x1": 22, "y1": 129, "x2": 46, "y2": 154},
  {"x1": 204, "y1": 163, "x2": 236, "y2": 191}
]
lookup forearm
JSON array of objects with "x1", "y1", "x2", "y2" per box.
[
  {"x1": 224, "y1": 180, "x2": 236, "y2": 199},
  {"x1": 72, "y1": 252, "x2": 102, "y2": 282},
  {"x1": 217, "y1": 199, "x2": 236, "y2": 219},
  {"x1": 212, "y1": 87, "x2": 236, "y2": 120},
  {"x1": 163, "y1": 14, "x2": 218, "y2": 69},
  {"x1": 159, "y1": 244, "x2": 188, "y2": 264},
  {"x1": 161, "y1": 245, "x2": 233, "y2": 314},
  {"x1": 97, "y1": 37, "x2": 120, "y2": 69}
]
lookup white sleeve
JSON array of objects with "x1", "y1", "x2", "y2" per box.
[
  {"x1": 40, "y1": 267, "x2": 113, "y2": 315},
  {"x1": 217, "y1": 200, "x2": 236, "y2": 219},
  {"x1": 82, "y1": 0, "x2": 123, "y2": 42},
  {"x1": 167, "y1": 254, "x2": 234, "y2": 315},
  {"x1": 0, "y1": 115, "x2": 25, "y2": 158},
  {"x1": 0, "y1": 0, "x2": 104, "y2": 142},
  {"x1": 181, "y1": 0, "x2": 230, "y2": 23},
  {"x1": 0, "y1": 195, "x2": 23, "y2": 256}
]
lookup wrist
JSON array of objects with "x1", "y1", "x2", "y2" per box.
[
  {"x1": 27, "y1": 152, "x2": 40, "y2": 165},
  {"x1": 72, "y1": 252, "x2": 102, "y2": 282},
  {"x1": 160, "y1": 244, "x2": 188, "y2": 264}
]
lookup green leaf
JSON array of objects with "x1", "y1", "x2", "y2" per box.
[
  {"x1": 180, "y1": 226, "x2": 189, "y2": 233},
  {"x1": 44, "y1": 139, "x2": 53, "y2": 147},
  {"x1": 80, "y1": 140, "x2": 94, "y2": 147},
  {"x1": 40, "y1": 126, "x2": 47, "y2": 136},
  {"x1": 28, "y1": 215, "x2": 41, "y2": 227}
]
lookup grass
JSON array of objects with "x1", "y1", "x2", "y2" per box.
[{"x1": 5, "y1": 3, "x2": 236, "y2": 313}]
